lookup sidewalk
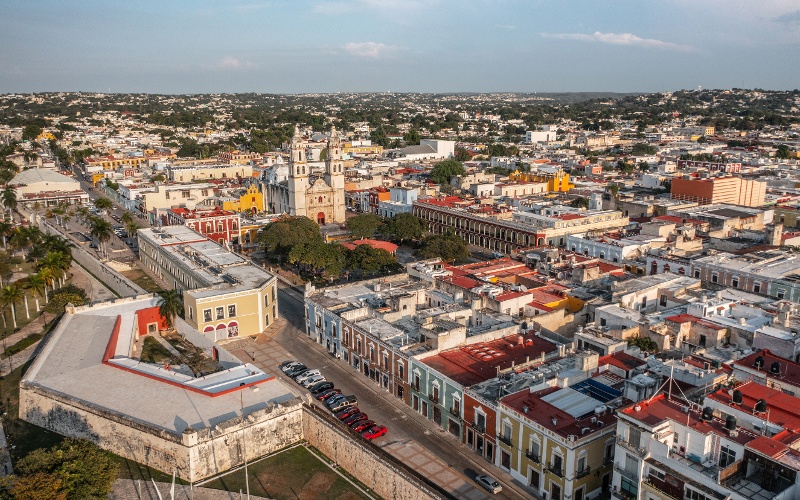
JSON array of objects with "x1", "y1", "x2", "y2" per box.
[{"x1": 110, "y1": 478, "x2": 272, "y2": 500}]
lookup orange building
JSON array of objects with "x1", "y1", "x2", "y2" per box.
[{"x1": 670, "y1": 175, "x2": 766, "y2": 207}]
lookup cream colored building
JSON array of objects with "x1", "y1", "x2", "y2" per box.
[
  {"x1": 497, "y1": 385, "x2": 617, "y2": 500},
  {"x1": 138, "y1": 226, "x2": 278, "y2": 342},
  {"x1": 167, "y1": 163, "x2": 253, "y2": 182}
]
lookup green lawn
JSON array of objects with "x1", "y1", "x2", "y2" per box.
[
  {"x1": 120, "y1": 267, "x2": 163, "y2": 293},
  {"x1": 2, "y1": 333, "x2": 43, "y2": 358},
  {"x1": 139, "y1": 336, "x2": 172, "y2": 364},
  {"x1": 203, "y1": 445, "x2": 373, "y2": 500}
]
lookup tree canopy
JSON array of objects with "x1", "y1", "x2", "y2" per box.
[
  {"x1": 429, "y1": 159, "x2": 465, "y2": 185},
  {"x1": 258, "y1": 216, "x2": 322, "y2": 260},
  {"x1": 382, "y1": 213, "x2": 424, "y2": 242},
  {"x1": 346, "y1": 213, "x2": 381, "y2": 239},
  {"x1": 417, "y1": 233, "x2": 469, "y2": 262}
]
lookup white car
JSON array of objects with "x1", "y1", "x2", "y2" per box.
[
  {"x1": 294, "y1": 369, "x2": 321, "y2": 384},
  {"x1": 301, "y1": 375, "x2": 326, "y2": 388},
  {"x1": 475, "y1": 475, "x2": 502, "y2": 494}
]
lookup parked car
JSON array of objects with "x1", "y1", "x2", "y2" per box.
[
  {"x1": 285, "y1": 365, "x2": 308, "y2": 378},
  {"x1": 309, "y1": 381, "x2": 334, "y2": 394},
  {"x1": 280, "y1": 360, "x2": 301, "y2": 372},
  {"x1": 325, "y1": 393, "x2": 347, "y2": 407},
  {"x1": 294, "y1": 369, "x2": 322, "y2": 384},
  {"x1": 329, "y1": 396, "x2": 357, "y2": 413},
  {"x1": 301, "y1": 374, "x2": 326, "y2": 388},
  {"x1": 350, "y1": 420, "x2": 375, "y2": 432},
  {"x1": 475, "y1": 475, "x2": 502, "y2": 494},
  {"x1": 360, "y1": 425, "x2": 388, "y2": 440},
  {"x1": 343, "y1": 412, "x2": 368, "y2": 427},
  {"x1": 335, "y1": 406, "x2": 360, "y2": 420},
  {"x1": 317, "y1": 388, "x2": 341, "y2": 401}
]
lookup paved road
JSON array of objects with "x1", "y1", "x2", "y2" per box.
[{"x1": 268, "y1": 284, "x2": 534, "y2": 500}]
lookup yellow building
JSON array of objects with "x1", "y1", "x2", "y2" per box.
[
  {"x1": 86, "y1": 155, "x2": 147, "y2": 170},
  {"x1": 343, "y1": 143, "x2": 384, "y2": 156},
  {"x1": 137, "y1": 226, "x2": 278, "y2": 342},
  {"x1": 509, "y1": 169, "x2": 573, "y2": 193},
  {"x1": 497, "y1": 383, "x2": 616, "y2": 500},
  {"x1": 221, "y1": 184, "x2": 264, "y2": 214}
]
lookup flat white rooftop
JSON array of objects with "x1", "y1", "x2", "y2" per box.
[{"x1": 23, "y1": 296, "x2": 297, "y2": 435}]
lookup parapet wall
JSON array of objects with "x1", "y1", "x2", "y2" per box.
[
  {"x1": 20, "y1": 382, "x2": 304, "y2": 482},
  {"x1": 302, "y1": 404, "x2": 447, "y2": 500}
]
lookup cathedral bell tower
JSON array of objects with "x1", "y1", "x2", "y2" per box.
[
  {"x1": 324, "y1": 125, "x2": 346, "y2": 223},
  {"x1": 288, "y1": 124, "x2": 308, "y2": 217}
]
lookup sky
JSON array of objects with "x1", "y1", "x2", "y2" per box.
[{"x1": 1, "y1": 0, "x2": 799, "y2": 94}]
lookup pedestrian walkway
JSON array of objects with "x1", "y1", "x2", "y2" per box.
[
  {"x1": 71, "y1": 262, "x2": 116, "y2": 302},
  {"x1": 135, "y1": 261, "x2": 171, "y2": 292},
  {"x1": 110, "y1": 478, "x2": 272, "y2": 500},
  {"x1": 226, "y1": 334, "x2": 492, "y2": 500}
]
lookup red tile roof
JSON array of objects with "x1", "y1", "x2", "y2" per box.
[
  {"x1": 598, "y1": 351, "x2": 646, "y2": 371},
  {"x1": 665, "y1": 314, "x2": 725, "y2": 331},
  {"x1": 340, "y1": 238, "x2": 398, "y2": 254},
  {"x1": 733, "y1": 350, "x2": 800, "y2": 389},
  {"x1": 501, "y1": 387, "x2": 617, "y2": 438},
  {"x1": 421, "y1": 334, "x2": 558, "y2": 386}
]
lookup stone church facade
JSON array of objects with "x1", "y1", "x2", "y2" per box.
[{"x1": 266, "y1": 125, "x2": 346, "y2": 225}]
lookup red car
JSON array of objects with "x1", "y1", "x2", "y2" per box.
[
  {"x1": 336, "y1": 406, "x2": 360, "y2": 420},
  {"x1": 350, "y1": 419, "x2": 375, "y2": 432},
  {"x1": 317, "y1": 389, "x2": 342, "y2": 401},
  {"x1": 343, "y1": 412, "x2": 368, "y2": 426},
  {"x1": 360, "y1": 425, "x2": 388, "y2": 440}
]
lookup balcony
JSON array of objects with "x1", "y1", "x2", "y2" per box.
[
  {"x1": 449, "y1": 407, "x2": 460, "y2": 417},
  {"x1": 576, "y1": 466, "x2": 591, "y2": 479},
  {"x1": 468, "y1": 421, "x2": 486, "y2": 434},
  {"x1": 429, "y1": 394, "x2": 439, "y2": 404},
  {"x1": 616, "y1": 435, "x2": 648, "y2": 457},
  {"x1": 613, "y1": 464, "x2": 638, "y2": 482},
  {"x1": 411, "y1": 382, "x2": 420, "y2": 392},
  {"x1": 498, "y1": 434, "x2": 513, "y2": 446},
  {"x1": 603, "y1": 457, "x2": 614, "y2": 466},
  {"x1": 525, "y1": 450, "x2": 540, "y2": 464},
  {"x1": 547, "y1": 463, "x2": 563, "y2": 478}
]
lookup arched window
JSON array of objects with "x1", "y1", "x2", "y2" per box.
[
  {"x1": 227, "y1": 321, "x2": 239, "y2": 338},
  {"x1": 215, "y1": 324, "x2": 226, "y2": 340},
  {"x1": 319, "y1": 196, "x2": 323, "y2": 203}
]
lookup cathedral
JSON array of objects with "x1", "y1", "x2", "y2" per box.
[{"x1": 265, "y1": 125, "x2": 346, "y2": 225}]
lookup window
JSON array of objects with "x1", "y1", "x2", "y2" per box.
[
  {"x1": 628, "y1": 427, "x2": 642, "y2": 447},
  {"x1": 732, "y1": 277, "x2": 739, "y2": 288},
  {"x1": 397, "y1": 362, "x2": 404, "y2": 380},
  {"x1": 577, "y1": 453, "x2": 587, "y2": 473},
  {"x1": 216, "y1": 307, "x2": 225, "y2": 320},
  {"x1": 600, "y1": 318, "x2": 607, "y2": 327},
  {"x1": 528, "y1": 438, "x2": 539, "y2": 460},
  {"x1": 203, "y1": 309, "x2": 212, "y2": 322},
  {"x1": 228, "y1": 304, "x2": 236, "y2": 317},
  {"x1": 711, "y1": 273, "x2": 718, "y2": 284},
  {"x1": 686, "y1": 488, "x2": 712, "y2": 500},
  {"x1": 188, "y1": 307, "x2": 193, "y2": 320},
  {"x1": 754, "y1": 283, "x2": 761, "y2": 294},
  {"x1": 719, "y1": 445, "x2": 736, "y2": 468},
  {"x1": 502, "y1": 422, "x2": 512, "y2": 441},
  {"x1": 777, "y1": 289, "x2": 786, "y2": 299},
  {"x1": 620, "y1": 477, "x2": 638, "y2": 498},
  {"x1": 182, "y1": 190, "x2": 190, "y2": 199},
  {"x1": 660, "y1": 294, "x2": 667, "y2": 306},
  {"x1": 694, "y1": 269, "x2": 701, "y2": 278}
]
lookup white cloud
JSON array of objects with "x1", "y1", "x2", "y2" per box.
[
  {"x1": 540, "y1": 31, "x2": 695, "y2": 52},
  {"x1": 217, "y1": 57, "x2": 256, "y2": 70},
  {"x1": 343, "y1": 41, "x2": 399, "y2": 59}
]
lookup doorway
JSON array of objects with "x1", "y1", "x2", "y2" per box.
[{"x1": 317, "y1": 211, "x2": 326, "y2": 225}]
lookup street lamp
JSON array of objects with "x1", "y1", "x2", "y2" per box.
[{"x1": 239, "y1": 383, "x2": 259, "y2": 500}]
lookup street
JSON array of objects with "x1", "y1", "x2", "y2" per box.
[{"x1": 262, "y1": 284, "x2": 532, "y2": 500}]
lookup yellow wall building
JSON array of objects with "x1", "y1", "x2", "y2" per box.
[
  {"x1": 138, "y1": 226, "x2": 278, "y2": 342},
  {"x1": 221, "y1": 184, "x2": 264, "y2": 214},
  {"x1": 509, "y1": 170, "x2": 573, "y2": 193},
  {"x1": 343, "y1": 143, "x2": 383, "y2": 156},
  {"x1": 497, "y1": 385, "x2": 616, "y2": 500}
]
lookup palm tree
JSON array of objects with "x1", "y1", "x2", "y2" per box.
[
  {"x1": 27, "y1": 273, "x2": 46, "y2": 312},
  {"x1": 90, "y1": 217, "x2": 112, "y2": 259},
  {"x1": 39, "y1": 251, "x2": 70, "y2": 290},
  {"x1": 37, "y1": 269, "x2": 53, "y2": 302},
  {"x1": 1, "y1": 284, "x2": 24, "y2": 329},
  {"x1": 0, "y1": 221, "x2": 12, "y2": 250},
  {"x1": 94, "y1": 197, "x2": 113, "y2": 212},
  {"x1": 157, "y1": 290, "x2": 184, "y2": 329},
  {"x1": 126, "y1": 220, "x2": 139, "y2": 242},
  {"x1": 121, "y1": 211, "x2": 134, "y2": 225},
  {"x1": 2, "y1": 186, "x2": 17, "y2": 222}
]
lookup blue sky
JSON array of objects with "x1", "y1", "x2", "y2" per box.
[{"x1": 1, "y1": 0, "x2": 799, "y2": 93}]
